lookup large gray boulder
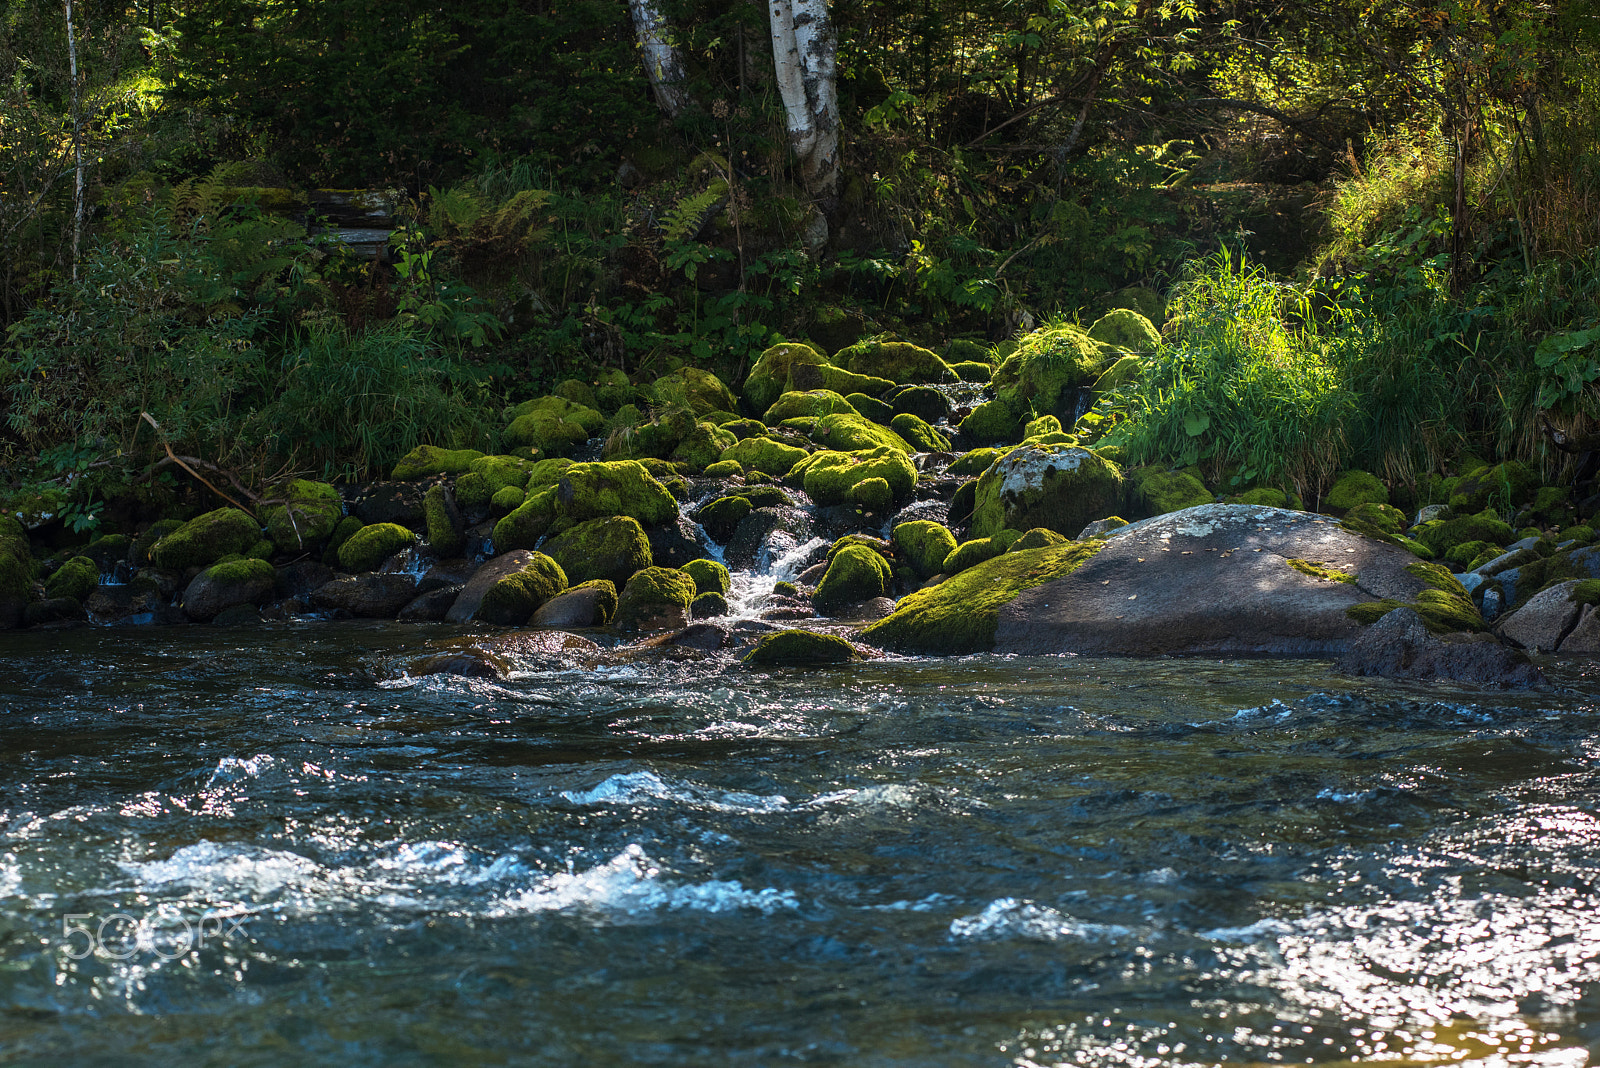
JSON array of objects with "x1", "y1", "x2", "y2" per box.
[{"x1": 994, "y1": 504, "x2": 1441, "y2": 657}]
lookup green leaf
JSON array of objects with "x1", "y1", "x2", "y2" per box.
[{"x1": 1182, "y1": 412, "x2": 1211, "y2": 437}]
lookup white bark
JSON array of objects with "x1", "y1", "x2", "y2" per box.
[
  {"x1": 768, "y1": 0, "x2": 839, "y2": 198},
  {"x1": 628, "y1": 0, "x2": 691, "y2": 119}
]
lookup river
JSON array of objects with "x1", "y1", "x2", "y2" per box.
[{"x1": 2, "y1": 620, "x2": 1599, "y2": 1066}]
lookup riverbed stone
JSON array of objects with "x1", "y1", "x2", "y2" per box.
[
  {"x1": 149, "y1": 507, "x2": 261, "y2": 571},
  {"x1": 889, "y1": 412, "x2": 950, "y2": 453},
  {"x1": 310, "y1": 573, "x2": 419, "y2": 618},
  {"x1": 337, "y1": 522, "x2": 416, "y2": 573},
  {"x1": 669, "y1": 421, "x2": 739, "y2": 472},
  {"x1": 837, "y1": 340, "x2": 953, "y2": 384},
  {"x1": 970, "y1": 444, "x2": 1122, "y2": 540},
  {"x1": 1494, "y1": 580, "x2": 1584, "y2": 652},
  {"x1": 454, "y1": 454, "x2": 538, "y2": 508},
  {"x1": 1337, "y1": 606, "x2": 1545, "y2": 688},
  {"x1": 45, "y1": 555, "x2": 98, "y2": 602},
  {"x1": 743, "y1": 629, "x2": 860, "y2": 666},
  {"x1": 505, "y1": 396, "x2": 604, "y2": 455},
  {"x1": 988, "y1": 505, "x2": 1460, "y2": 657},
  {"x1": 788, "y1": 361, "x2": 894, "y2": 398},
  {"x1": 263, "y1": 479, "x2": 343, "y2": 552},
  {"x1": 613, "y1": 566, "x2": 697, "y2": 632},
  {"x1": 682, "y1": 558, "x2": 731, "y2": 596},
  {"x1": 806, "y1": 412, "x2": 915, "y2": 454},
  {"x1": 812, "y1": 544, "x2": 892, "y2": 616},
  {"x1": 764, "y1": 389, "x2": 858, "y2": 424},
  {"x1": 893, "y1": 520, "x2": 958, "y2": 579},
  {"x1": 183, "y1": 557, "x2": 275, "y2": 622},
  {"x1": 541, "y1": 515, "x2": 652, "y2": 589},
  {"x1": 423, "y1": 483, "x2": 466, "y2": 557},
  {"x1": 472, "y1": 553, "x2": 567, "y2": 626},
  {"x1": 397, "y1": 585, "x2": 462, "y2": 622},
  {"x1": 530, "y1": 579, "x2": 617, "y2": 628},
  {"x1": 990, "y1": 325, "x2": 1106, "y2": 422},
  {"x1": 556, "y1": 460, "x2": 679, "y2": 527}
]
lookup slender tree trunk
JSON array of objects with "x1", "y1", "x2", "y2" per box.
[
  {"x1": 65, "y1": 0, "x2": 84, "y2": 280},
  {"x1": 628, "y1": 0, "x2": 691, "y2": 118},
  {"x1": 768, "y1": 0, "x2": 839, "y2": 200}
]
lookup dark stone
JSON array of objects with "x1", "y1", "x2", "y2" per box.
[
  {"x1": 647, "y1": 516, "x2": 708, "y2": 569},
  {"x1": 183, "y1": 564, "x2": 275, "y2": 622},
  {"x1": 948, "y1": 480, "x2": 977, "y2": 527},
  {"x1": 310, "y1": 573, "x2": 419, "y2": 618},
  {"x1": 444, "y1": 551, "x2": 535, "y2": 625},
  {"x1": 839, "y1": 596, "x2": 897, "y2": 622},
  {"x1": 275, "y1": 561, "x2": 335, "y2": 601},
  {"x1": 530, "y1": 585, "x2": 614, "y2": 628},
  {"x1": 418, "y1": 559, "x2": 476, "y2": 594},
  {"x1": 24, "y1": 597, "x2": 86, "y2": 626},
  {"x1": 397, "y1": 586, "x2": 462, "y2": 622},
  {"x1": 890, "y1": 384, "x2": 950, "y2": 423},
  {"x1": 410, "y1": 652, "x2": 506, "y2": 680},
  {"x1": 1337, "y1": 606, "x2": 1546, "y2": 688},
  {"x1": 211, "y1": 604, "x2": 264, "y2": 625},
  {"x1": 725, "y1": 506, "x2": 815, "y2": 571},
  {"x1": 84, "y1": 585, "x2": 136, "y2": 622},
  {"x1": 342, "y1": 481, "x2": 429, "y2": 527},
  {"x1": 640, "y1": 623, "x2": 731, "y2": 651}
]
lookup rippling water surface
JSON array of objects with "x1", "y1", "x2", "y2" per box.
[{"x1": 3, "y1": 623, "x2": 1600, "y2": 1066}]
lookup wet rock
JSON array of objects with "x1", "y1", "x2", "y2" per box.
[
  {"x1": 343, "y1": 481, "x2": 428, "y2": 527},
  {"x1": 446, "y1": 551, "x2": 536, "y2": 624},
  {"x1": 542, "y1": 515, "x2": 652, "y2": 589},
  {"x1": 397, "y1": 585, "x2": 462, "y2": 622},
  {"x1": 149, "y1": 508, "x2": 261, "y2": 571},
  {"x1": 613, "y1": 566, "x2": 696, "y2": 633},
  {"x1": 263, "y1": 479, "x2": 343, "y2": 552},
  {"x1": 744, "y1": 629, "x2": 860, "y2": 666},
  {"x1": 691, "y1": 591, "x2": 729, "y2": 618},
  {"x1": 1075, "y1": 517, "x2": 1129, "y2": 539},
  {"x1": 530, "y1": 580, "x2": 617, "y2": 628},
  {"x1": 839, "y1": 596, "x2": 896, "y2": 622},
  {"x1": 639, "y1": 623, "x2": 730, "y2": 651},
  {"x1": 410, "y1": 651, "x2": 506, "y2": 680},
  {"x1": 211, "y1": 604, "x2": 264, "y2": 626},
  {"x1": 647, "y1": 515, "x2": 708, "y2": 570},
  {"x1": 24, "y1": 597, "x2": 86, "y2": 627},
  {"x1": 310, "y1": 573, "x2": 419, "y2": 618},
  {"x1": 970, "y1": 443, "x2": 1122, "y2": 540},
  {"x1": 1337, "y1": 606, "x2": 1546, "y2": 688},
  {"x1": 474, "y1": 553, "x2": 568, "y2": 626},
  {"x1": 1494, "y1": 581, "x2": 1584, "y2": 652},
  {"x1": 276, "y1": 560, "x2": 336, "y2": 601},
  {"x1": 183, "y1": 558, "x2": 276, "y2": 622},
  {"x1": 84, "y1": 584, "x2": 135, "y2": 622},
  {"x1": 418, "y1": 559, "x2": 475, "y2": 594},
  {"x1": 423, "y1": 483, "x2": 466, "y2": 557},
  {"x1": 725, "y1": 506, "x2": 815, "y2": 571}
]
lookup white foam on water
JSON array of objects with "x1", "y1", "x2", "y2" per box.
[
  {"x1": 120, "y1": 842, "x2": 321, "y2": 898},
  {"x1": 949, "y1": 898, "x2": 1133, "y2": 943},
  {"x1": 1198, "y1": 917, "x2": 1297, "y2": 942},
  {"x1": 204, "y1": 754, "x2": 276, "y2": 788},
  {"x1": 560, "y1": 770, "x2": 790, "y2": 813},
  {"x1": 491, "y1": 844, "x2": 799, "y2": 918}
]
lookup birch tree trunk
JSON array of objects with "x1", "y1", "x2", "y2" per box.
[
  {"x1": 628, "y1": 0, "x2": 691, "y2": 119},
  {"x1": 767, "y1": 0, "x2": 839, "y2": 200}
]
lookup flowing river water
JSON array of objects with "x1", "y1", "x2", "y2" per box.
[{"x1": 4, "y1": 584, "x2": 1600, "y2": 1065}]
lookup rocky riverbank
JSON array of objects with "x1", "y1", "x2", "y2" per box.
[{"x1": 3, "y1": 317, "x2": 1593, "y2": 688}]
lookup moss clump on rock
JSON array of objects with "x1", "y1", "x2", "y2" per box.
[
  {"x1": 651, "y1": 367, "x2": 738, "y2": 416},
  {"x1": 743, "y1": 341, "x2": 831, "y2": 415},
  {"x1": 691, "y1": 591, "x2": 729, "y2": 618},
  {"x1": 263, "y1": 479, "x2": 343, "y2": 552},
  {"x1": 424, "y1": 484, "x2": 465, "y2": 557},
  {"x1": 1346, "y1": 560, "x2": 1486, "y2": 633},
  {"x1": 541, "y1": 515, "x2": 652, "y2": 588},
  {"x1": 863, "y1": 541, "x2": 1100, "y2": 654},
  {"x1": 1231, "y1": 487, "x2": 1288, "y2": 507},
  {"x1": 1086, "y1": 308, "x2": 1161, "y2": 353},
  {"x1": 478, "y1": 552, "x2": 568, "y2": 625},
  {"x1": 889, "y1": 412, "x2": 950, "y2": 452},
  {"x1": 670, "y1": 421, "x2": 739, "y2": 472},
  {"x1": 893, "y1": 520, "x2": 958, "y2": 579},
  {"x1": 941, "y1": 532, "x2": 1020, "y2": 575},
  {"x1": 844, "y1": 393, "x2": 895, "y2": 425},
  {"x1": 1413, "y1": 509, "x2": 1516, "y2": 557},
  {"x1": 150, "y1": 507, "x2": 261, "y2": 571},
  {"x1": 958, "y1": 399, "x2": 1024, "y2": 444},
  {"x1": 1325, "y1": 470, "x2": 1388, "y2": 511},
  {"x1": 1125, "y1": 467, "x2": 1214, "y2": 519},
  {"x1": 1445, "y1": 539, "x2": 1498, "y2": 568},
  {"x1": 1343, "y1": 501, "x2": 1408, "y2": 536},
  {"x1": 337, "y1": 522, "x2": 416, "y2": 572},
  {"x1": 795, "y1": 448, "x2": 917, "y2": 507},
  {"x1": 1286, "y1": 557, "x2": 1357, "y2": 583},
  {"x1": 682, "y1": 558, "x2": 731, "y2": 596},
  {"x1": 45, "y1": 555, "x2": 98, "y2": 602},
  {"x1": 704, "y1": 459, "x2": 744, "y2": 478},
  {"x1": 1449, "y1": 460, "x2": 1538, "y2": 514},
  {"x1": 391, "y1": 445, "x2": 485, "y2": 481},
  {"x1": 805, "y1": 412, "x2": 914, "y2": 454},
  {"x1": 557, "y1": 461, "x2": 679, "y2": 526},
  {"x1": 836, "y1": 339, "x2": 953, "y2": 384},
  {"x1": 743, "y1": 629, "x2": 859, "y2": 666},
  {"x1": 764, "y1": 389, "x2": 858, "y2": 423},
  {"x1": 813, "y1": 544, "x2": 892, "y2": 614},
  {"x1": 492, "y1": 484, "x2": 559, "y2": 552},
  {"x1": 947, "y1": 448, "x2": 1000, "y2": 476},
  {"x1": 613, "y1": 566, "x2": 698, "y2": 632},
  {"x1": 848, "y1": 476, "x2": 895, "y2": 513},
  {"x1": 455, "y1": 455, "x2": 537, "y2": 507},
  {"x1": 1090, "y1": 354, "x2": 1142, "y2": 393},
  {"x1": 970, "y1": 444, "x2": 1122, "y2": 540},
  {"x1": 505, "y1": 396, "x2": 605, "y2": 456},
  {"x1": 720, "y1": 435, "x2": 810, "y2": 477},
  {"x1": 1009, "y1": 528, "x2": 1069, "y2": 552},
  {"x1": 490, "y1": 485, "x2": 526, "y2": 512},
  {"x1": 602, "y1": 406, "x2": 697, "y2": 462},
  {"x1": 789, "y1": 362, "x2": 895, "y2": 398},
  {"x1": 990, "y1": 325, "x2": 1107, "y2": 422}
]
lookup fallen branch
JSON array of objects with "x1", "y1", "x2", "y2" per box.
[{"x1": 139, "y1": 412, "x2": 258, "y2": 517}]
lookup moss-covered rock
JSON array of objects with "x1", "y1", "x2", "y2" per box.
[
  {"x1": 696, "y1": 496, "x2": 756, "y2": 542},
  {"x1": 787, "y1": 361, "x2": 895, "y2": 398},
  {"x1": 1009, "y1": 527, "x2": 1069, "y2": 552},
  {"x1": 1231, "y1": 486, "x2": 1288, "y2": 507},
  {"x1": 836, "y1": 339, "x2": 954, "y2": 384},
  {"x1": 813, "y1": 544, "x2": 892, "y2": 614},
  {"x1": 1344, "y1": 501, "x2": 1408, "y2": 536},
  {"x1": 744, "y1": 341, "x2": 831, "y2": 415},
  {"x1": 0, "y1": 517, "x2": 34, "y2": 628},
  {"x1": 1449, "y1": 460, "x2": 1539, "y2": 514},
  {"x1": 478, "y1": 552, "x2": 568, "y2": 625},
  {"x1": 691, "y1": 591, "x2": 729, "y2": 618},
  {"x1": 540, "y1": 515, "x2": 652, "y2": 588},
  {"x1": 337, "y1": 522, "x2": 416, "y2": 572},
  {"x1": 45, "y1": 555, "x2": 98, "y2": 602},
  {"x1": 943, "y1": 338, "x2": 991, "y2": 365},
  {"x1": 1325, "y1": 470, "x2": 1388, "y2": 511},
  {"x1": 764, "y1": 389, "x2": 857, "y2": 424},
  {"x1": 1024, "y1": 415, "x2": 1062, "y2": 438},
  {"x1": 554, "y1": 377, "x2": 599, "y2": 410},
  {"x1": 182, "y1": 556, "x2": 276, "y2": 622},
  {"x1": 844, "y1": 393, "x2": 895, "y2": 424},
  {"x1": 602, "y1": 406, "x2": 698, "y2": 461},
  {"x1": 556, "y1": 461, "x2": 679, "y2": 526},
  {"x1": 670, "y1": 421, "x2": 739, "y2": 472},
  {"x1": 947, "y1": 448, "x2": 1000, "y2": 476},
  {"x1": 889, "y1": 413, "x2": 950, "y2": 452},
  {"x1": 808, "y1": 412, "x2": 914, "y2": 454},
  {"x1": 863, "y1": 541, "x2": 1100, "y2": 654},
  {"x1": 455, "y1": 455, "x2": 538, "y2": 507},
  {"x1": 970, "y1": 444, "x2": 1123, "y2": 540},
  {"x1": 505, "y1": 396, "x2": 605, "y2": 455},
  {"x1": 593, "y1": 368, "x2": 636, "y2": 414},
  {"x1": 150, "y1": 507, "x2": 261, "y2": 571},
  {"x1": 613, "y1": 566, "x2": 697, "y2": 632},
  {"x1": 949, "y1": 360, "x2": 993, "y2": 383},
  {"x1": 262, "y1": 479, "x2": 343, "y2": 552},
  {"x1": 651, "y1": 367, "x2": 738, "y2": 416},
  {"x1": 942, "y1": 532, "x2": 1019, "y2": 574},
  {"x1": 423, "y1": 483, "x2": 465, "y2": 557},
  {"x1": 848, "y1": 477, "x2": 895, "y2": 512},
  {"x1": 1347, "y1": 562, "x2": 1487, "y2": 635},
  {"x1": 1126, "y1": 467, "x2": 1214, "y2": 519},
  {"x1": 1090, "y1": 354, "x2": 1142, "y2": 393},
  {"x1": 321, "y1": 515, "x2": 363, "y2": 565},
  {"x1": 796, "y1": 448, "x2": 917, "y2": 507},
  {"x1": 704, "y1": 459, "x2": 744, "y2": 478},
  {"x1": 1413, "y1": 509, "x2": 1516, "y2": 557},
  {"x1": 743, "y1": 629, "x2": 860, "y2": 666},
  {"x1": 958, "y1": 399, "x2": 1023, "y2": 444},
  {"x1": 391, "y1": 445, "x2": 485, "y2": 481},
  {"x1": 492, "y1": 484, "x2": 559, "y2": 551},
  {"x1": 990, "y1": 325, "x2": 1107, "y2": 422},
  {"x1": 720, "y1": 435, "x2": 809, "y2": 477},
  {"x1": 893, "y1": 520, "x2": 958, "y2": 579},
  {"x1": 490, "y1": 485, "x2": 526, "y2": 512},
  {"x1": 1086, "y1": 308, "x2": 1161, "y2": 353},
  {"x1": 1445, "y1": 539, "x2": 1498, "y2": 568},
  {"x1": 682, "y1": 558, "x2": 731, "y2": 596},
  {"x1": 719, "y1": 417, "x2": 768, "y2": 439}
]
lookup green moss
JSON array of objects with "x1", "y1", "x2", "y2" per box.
[
  {"x1": 1569, "y1": 579, "x2": 1600, "y2": 607},
  {"x1": 1009, "y1": 528, "x2": 1069, "y2": 552},
  {"x1": 568, "y1": 578, "x2": 619, "y2": 625},
  {"x1": 799, "y1": 448, "x2": 917, "y2": 507},
  {"x1": 970, "y1": 444, "x2": 1122, "y2": 539},
  {"x1": 557, "y1": 461, "x2": 679, "y2": 526},
  {"x1": 863, "y1": 541, "x2": 1101, "y2": 654},
  {"x1": 990, "y1": 325, "x2": 1106, "y2": 421},
  {"x1": 150, "y1": 508, "x2": 261, "y2": 571},
  {"x1": 1343, "y1": 501, "x2": 1407, "y2": 535},
  {"x1": 493, "y1": 484, "x2": 559, "y2": 552},
  {"x1": 455, "y1": 455, "x2": 537, "y2": 507},
  {"x1": 1023, "y1": 415, "x2": 1063, "y2": 438},
  {"x1": 1230, "y1": 487, "x2": 1288, "y2": 507},
  {"x1": 893, "y1": 520, "x2": 958, "y2": 579},
  {"x1": 202, "y1": 556, "x2": 274, "y2": 585},
  {"x1": 1086, "y1": 308, "x2": 1161, "y2": 352},
  {"x1": 424, "y1": 483, "x2": 464, "y2": 557},
  {"x1": 1286, "y1": 557, "x2": 1357, "y2": 583},
  {"x1": 322, "y1": 516, "x2": 363, "y2": 566},
  {"x1": 942, "y1": 338, "x2": 992, "y2": 365},
  {"x1": 247, "y1": 538, "x2": 275, "y2": 561},
  {"x1": 691, "y1": 591, "x2": 729, "y2": 618},
  {"x1": 764, "y1": 389, "x2": 857, "y2": 423},
  {"x1": 651, "y1": 367, "x2": 738, "y2": 416},
  {"x1": 682, "y1": 558, "x2": 731, "y2": 595},
  {"x1": 719, "y1": 418, "x2": 767, "y2": 439},
  {"x1": 1445, "y1": 539, "x2": 1497, "y2": 568},
  {"x1": 790, "y1": 363, "x2": 895, "y2": 398},
  {"x1": 594, "y1": 368, "x2": 636, "y2": 414},
  {"x1": 45, "y1": 556, "x2": 98, "y2": 601},
  {"x1": 1560, "y1": 525, "x2": 1596, "y2": 546},
  {"x1": 390, "y1": 445, "x2": 485, "y2": 481},
  {"x1": 1414, "y1": 510, "x2": 1516, "y2": 556},
  {"x1": 1325, "y1": 470, "x2": 1388, "y2": 511},
  {"x1": 490, "y1": 485, "x2": 526, "y2": 512},
  {"x1": 1126, "y1": 467, "x2": 1214, "y2": 518},
  {"x1": 844, "y1": 393, "x2": 895, "y2": 424},
  {"x1": 613, "y1": 566, "x2": 698, "y2": 630},
  {"x1": 813, "y1": 544, "x2": 892, "y2": 613},
  {"x1": 478, "y1": 553, "x2": 568, "y2": 625},
  {"x1": 602, "y1": 406, "x2": 698, "y2": 461},
  {"x1": 949, "y1": 360, "x2": 994, "y2": 383},
  {"x1": 947, "y1": 448, "x2": 1000, "y2": 476},
  {"x1": 670, "y1": 421, "x2": 739, "y2": 472},
  {"x1": 836, "y1": 339, "x2": 953, "y2": 384},
  {"x1": 808, "y1": 412, "x2": 914, "y2": 454},
  {"x1": 337, "y1": 522, "x2": 415, "y2": 572},
  {"x1": 888, "y1": 413, "x2": 950, "y2": 453},
  {"x1": 541, "y1": 515, "x2": 652, "y2": 588},
  {"x1": 848, "y1": 476, "x2": 894, "y2": 513},
  {"x1": 704, "y1": 460, "x2": 744, "y2": 478},
  {"x1": 743, "y1": 629, "x2": 859, "y2": 666},
  {"x1": 263, "y1": 479, "x2": 343, "y2": 552},
  {"x1": 773, "y1": 580, "x2": 798, "y2": 597},
  {"x1": 1448, "y1": 460, "x2": 1539, "y2": 514},
  {"x1": 505, "y1": 396, "x2": 604, "y2": 455},
  {"x1": 554, "y1": 377, "x2": 599, "y2": 410},
  {"x1": 743, "y1": 341, "x2": 831, "y2": 415},
  {"x1": 720, "y1": 435, "x2": 810, "y2": 477},
  {"x1": 1090, "y1": 354, "x2": 1142, "y2": 393},
  {"x1": 1346, "y1": 561, "x2": 1485, "y2": 634},
  {"x1": 958, "y1": 399, "x2": 1024, "y2": 444},
  {"x1": 942, "y1": 536, "x2": 1007, "y2": 575}
]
